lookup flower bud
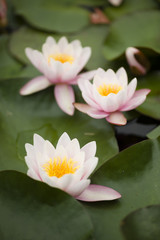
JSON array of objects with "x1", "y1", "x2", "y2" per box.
[{"x1": 125, "y1": 47, "x2": 150, "y2": 76}]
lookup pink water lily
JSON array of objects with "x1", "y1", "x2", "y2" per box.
[
  {"x1": 74, "y1": 67, "x2": 150, "y2": 125},
  {"x1": 25, "y1": 132, "x2": 121, "y2": 202},
  {"x1": 20, "y1": 36, "x2": 96, "y2": 115}
]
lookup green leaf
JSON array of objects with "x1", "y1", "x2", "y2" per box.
[
  {"x1": 147, "y1": 126, "x2": 160, "y2": 139},
  {"x1": 121, "y1": 205, "x2": 160, "y2": 240},
  {"x1": 9, "y1": 25, "x2": 109, "y2": 71},
  {"x1": 82, "y1": 137, "x2": 160, "y2": 240},
  {"x1": 103, "y1": 10, "x2": 160, "y2": 60},
  {"x1": 0, "y1": 35, "x2": 22, "y2": 80},
  {"x1": 0, "y1": 78, "x2": 118, "y2": 173},
  {"x1": 105, "y1": 0, "x2": 158, "y2": 21},
  {"x1": 136, "y1": 72, "x2": 160, "y2": 120},
  {"x1": 12, "y1": 0, "x2": 89, "y2": 33},
  {"x1": 0, "y1": 171, "x2": 93, "y2": 240},
  {"x1": 70, "y1": 25, "x2": 109, "y2": 70}
]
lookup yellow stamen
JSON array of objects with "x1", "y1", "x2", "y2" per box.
[
  {"x1": 97, "y1": 83, "x2": 122, "y2": 96},
  {"x1": 48, "y1": 54, "x2": 74, "y2": 64},
  {"x1": 42, "y1": 157, "x2": 79, "y2": 178}
]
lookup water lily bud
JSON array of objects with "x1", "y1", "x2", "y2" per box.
[
  {"x1": 90, "y1": 8, "x2": 110, "y2": 24},
  {"x1": 108, "y1": 0, "x2": 123, "y2": 6},
  {"x1": 125, "y1": 47, "x2": 150, "y2": 76}
]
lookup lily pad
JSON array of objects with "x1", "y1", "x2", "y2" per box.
[
  {"x1": 121, "y1": 205, "x2": 160, "y2": 240},
  {"x1": 12, "y1": 0, "x2": 89, "y2": 33},
  {"x1": 0, "y1": 170, "x2": 93, "y2": 240},
  {"x1": 103, "y1": 10, "x2": 160, "y2": 60},
  {"x1": 0, "y1": 78, "x2": 118, "y2": 173},
  {"x1": 105, "y1": 0, "x2": 158, "y2": 21},
  {"x1": 147, "y1": 126, "x2": 160, "y2": 139},
  {"x1": 70, "y1": 25, "x2": 109, "y2": 70},
  {"x1": 0, "y1": 35, "x2": 22, "y2": 80},
  {"x1": 82, "y1": 137, "x2": 160, "y2": 239},
  {"x1": 136, "y1": 72, "x2": 160, "y2": 120}
]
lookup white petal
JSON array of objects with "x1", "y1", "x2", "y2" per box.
[
  {"x1": 81, "y1": 141, "x2": 97, "y2": 160},
  {"x1": 56, "y1": 132, "x2": 71, "y2": 148},
  {"x1": 66, "y1": 138, "x2": 81, "y2": 158},
  {"x1": 82, "y1": 157, "x2": 98, "y2": 179},
  {"x1": 58, "y1": 37, "x2": 69, "y2": 50},
  {"x1": 54, "y1": 84, "x2": 75, "y2": 115},
  {"x1": 19, "y1": 76, "x2": 51, "y2": 95},
  {"x1": 67, "y1": 179, "x2": 90, "y2": 197},
  {"x1": 45, "y1": 36, "x2": 56, "y2": 46},
  {"x1": 116, "y1": 67, "x2": 128, "y2": 86},
  {"x1": 126, "y1": 78, "x2": 137, "y2": 101},
  {"x1": 76, "y1": 184, "x2": 121, "y2": 202},
  {"x1": 33, "y1": 134, "x2": 45, "y2": 152},
  {"x1": 76, "y1": 47, "x2": 91, "y2": 73}
]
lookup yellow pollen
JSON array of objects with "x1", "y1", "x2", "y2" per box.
[
  {"x1": 97, "y1": 83, "x2": 122, "y2": 96},
  {"x1": 42, "y1": 157, "x2": 79, "y2": 178},
  {"x1": 48, "y1": 54, "x2": 74, "y2": 64}
]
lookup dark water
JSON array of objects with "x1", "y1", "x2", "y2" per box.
[{"x1": 115, "y1": 116, "x2": 160, "y2": 151}]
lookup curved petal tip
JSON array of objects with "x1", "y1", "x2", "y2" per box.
[
  {"x1": 76, "y1": 184, "x2": 121, "y2": 202},
  {"x1": 106, "y1": 112, "x2": 127, "y2": 126}
]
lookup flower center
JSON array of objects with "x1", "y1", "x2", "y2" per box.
[
  {"x1": 48, "y1": 54, "x2": 74, "y2": 64},
  {"x1": 97, "y1": 83, "x2": 122, "y2": 96},
  {"x1": 42, "y1": 157, "x2": 79, "y2": 178}
]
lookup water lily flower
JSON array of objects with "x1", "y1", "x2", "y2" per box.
[
  {"x1": 74, "y1": 67, "x2": 150, "y2": 125},
  {"x1": 25, "y1": 132, "x2": 121, "y2": 202},
  {"x1": 20, "y1": 36, "x2": 96, "y2": 115},
  {"x1": 125, "y1": 47, "x2": 150, "y2": 76}
]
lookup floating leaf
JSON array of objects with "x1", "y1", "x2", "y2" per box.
[
  {"x1": 121, "y1": 205, "x2": 160, "y2": 240},
  {"x1": 0, "y1": 35, "x2": 22, "y2": 80},
  {"x1": 147, "y1": 126, "x2": 160, "y2": 139},
  {"x1": 82, "y1": 137, "x2": 160, "y2": 239},
  {"x1": 136, "y1": 72, "x2": 160, "y2": 120},
  {"x1": 70, "y1": 25, "x2": 109, "y2": 70},
  {"x1": 12, "y1": 0, "x2": 89, "y2": 33},
  {"x1": 103, "y1": 11, "x2": 160, "y2": 60},
  {"x1": 0, "y1": 171, "x2": 93, "y2": 240},
  {"x1": 105, "y1": 0, "x2": 158, "y2": 21},
  {"x1": 0, "y1": 78, "x2": 118, "y2": 173}
]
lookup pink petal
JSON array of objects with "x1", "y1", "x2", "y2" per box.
[
  {"x1": 54, "y1": 84, "x2": 75, "y2": 115},
  {"x1": 76, "y1": 184, "x2": 121, "y2": 202},
  {"x1": 20, "y1": 76, "x2": 51, "y2": 95},
  {"x1": 74, "y1": 103, "x2": 108, "y2": 119},
  {"x1": 106, "y1": 112, "x2": 127, "y2": 125},
  {"x1": 120, "y1": 89, "x2": 150, "y2": 111}
]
